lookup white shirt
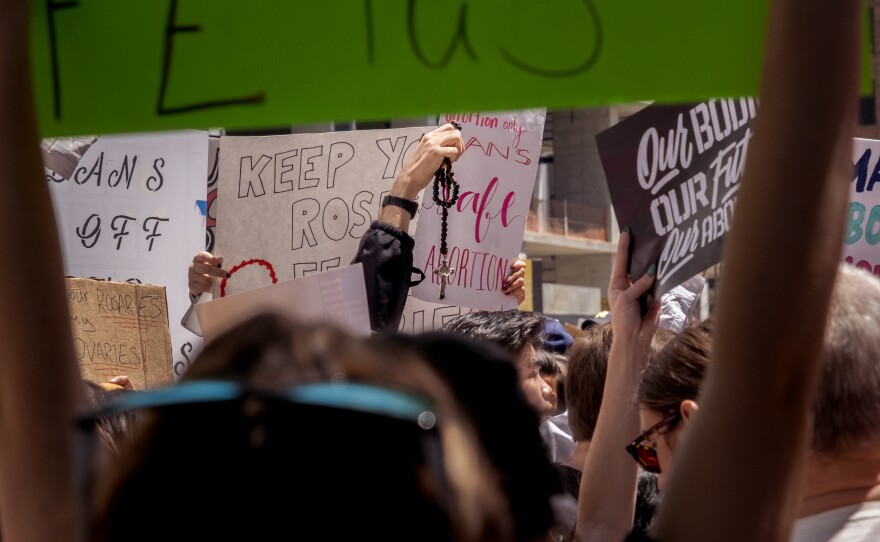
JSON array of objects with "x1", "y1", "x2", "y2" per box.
[
  {"x1": 540, "y1": 410, "x2": 575, "y2": 463},
  {"x1": 792, "y1": 501, "x2": 880, "y2": 542}
]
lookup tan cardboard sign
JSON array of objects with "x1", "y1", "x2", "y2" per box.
[{"x1": 66, "y1": 277, "x2": 173, "y2": 389}]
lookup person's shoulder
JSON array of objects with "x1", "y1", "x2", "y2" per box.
[{"x1": 792, "y1": 501, "x2": 880, "y2": 542}]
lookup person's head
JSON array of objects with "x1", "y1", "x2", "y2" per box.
[
  {"x1": 633, "y1": 319, "x2": 712, "y2": 491},
  {"x1": 580, "y1": 310, "x2": 611, "y2": 331},
  {"x1": 812, "y1": 264, "x2": 880, "y2": 456},
  {"x1": 542, "y1": 318, "x2": 573, "y2": 355},
  {"x1": 568, "y1": 324, "x2": 674, "y2": 443},
  {"x1": 92, "y1": 313, "x2": 513, "y2": 542},
  {"x1": 441, "y1": 310, "x2": 551, "y2": 415},
  {"x1": 535, "y1": 349, "x2": 564, "y2": 418},
  {"x1": 406, "y1": 332, "x2": 563, "y2": 542}
]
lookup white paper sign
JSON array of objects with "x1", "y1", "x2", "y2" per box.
[
  {"x1": 216, "y1": 127, "x2": 427, "y2": 296},
  {"x1": 196, "y1": 264, "x2": 371, "y2": 341},
  {"x1": 846, "y1": 138, "x2": 880, "y2": 276},
  {"x1": 397, "y1": 294, "x2": 476, "y2": 334},
  {"x1": 412, "y1": 110, "x2": 545, "y2": 309},
  {"x1": 47, "y1": 131, "x2": 208, "y2": 382}
]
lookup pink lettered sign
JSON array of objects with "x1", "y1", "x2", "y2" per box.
[{"x1": 412, "y1": 110, "x2": 545, "y2": 310}]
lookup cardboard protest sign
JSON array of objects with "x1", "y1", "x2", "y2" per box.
[
  {"x1": 66, "y1": 277, "x2": 173, "y2": 389},
  {"x1": 845, "y1": 138, "x2": 880, "y2": 275},
  {"x1": 47, "y1": 131, "x2": 208, "y2": 379},
  {"x1": 31, "y1": 1, "x2": 871, "y2": 138},
  {"x1": 215, "y1": 127, "x2": 426, "y2": 296},
  {"x1": 412, "y1": 110, "x2": 544, "y2": 310},
  {"x1": 196, "y1": 264, "x2": 371, "y2": 342},
  {"x1": 598, "y1": 99, "x2": 757, "y2": 300}
]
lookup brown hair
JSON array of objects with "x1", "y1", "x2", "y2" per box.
[
  {"x1": 567, "y1": 324, "x2": 674, "y2": 442},
  {"x1": 637, "y1": 319, "x2": 713, "y2": 416},
  {"x1": 93, "y1": 313, "x2": 512, "y2": 542}
]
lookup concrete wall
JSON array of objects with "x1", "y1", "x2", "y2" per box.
[
  {"x1": 542, "y1": 283, "x2": 601, "y2": 316},
  {"x1": 551, "y1": 108, "x2": 613, "y2": 208}
]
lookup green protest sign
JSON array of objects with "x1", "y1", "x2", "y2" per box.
[{"x1": 30, "y1": 0, "x2": 872, "y2": 137}]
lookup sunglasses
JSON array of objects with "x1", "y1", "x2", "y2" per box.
[{"x1": 625, "y1": 412, "x2": 681, "y2": 473}]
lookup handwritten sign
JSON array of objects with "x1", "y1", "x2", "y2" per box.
[
  {"x1": 46, "y1": 131, "x2": 208, "y2": 378},
  {"x1": 66, "y1": 277, "x2": 173, "y2": 389},
  {"x1": 30, "y1": 0, "x2": 839, "y2": 138},
  {"x1": 398, "y1": 295, "x2": 476, "y2": 334},
  {"x1": 598, "y1": 98, "x2": 757, "y2": 300},
  {"x1": 215, "y1": 126, "x2": 426, "y2": 294},
  {"x1": 196, "y1": 263, "x2": 370, "y2": 341},
  {"x1": 845, "y1": 138, "x2": 880, "y2": 275},
  {"x1": 412, "y1": 110, "x2": 544, "y2": 309}
]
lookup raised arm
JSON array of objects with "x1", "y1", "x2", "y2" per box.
[
  {"x1": 575, "y1": 232, "x2": 660, "y2": 541},
  {"x1": 0, "y1": 1, "x2": 85, "y2": 540},
  {"x1": 652, "y1": 0, "x2": 862, "y2": 541}
]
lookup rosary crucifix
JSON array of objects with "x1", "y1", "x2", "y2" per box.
[
  {"x1": 434, "y1": 258, "x2": 455, "y2": 300},
  {"x1": 431, "y1": 122, "x2": 461, "y2": 300}
]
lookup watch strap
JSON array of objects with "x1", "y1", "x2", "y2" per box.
[{"x1": 382, "y1": 195, "x2": 418, "y2": 219}]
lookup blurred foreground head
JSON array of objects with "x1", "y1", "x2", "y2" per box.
[{"x1": 91, "y1": 313, "x2": 513, "y2": 542}]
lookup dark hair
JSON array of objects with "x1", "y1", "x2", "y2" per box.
[
  {"x1": 638, "y1": 319, "x2": 713, "y2": 416},
  {"x1": 536, "y1": 349, "x2": 563, "y2": 379},
  {"x1": 568, "y1": 324, "x2": 674, "y2": 442},
  {"x1": 813, "y1": 265, "x2": 880, "y2": 454},
  {"x1": 441, "y1": 310, "x2": 545, "y2": 360},
  {"x1": 406, "y1": 332, "x2": 562, "y2": 542},
  {"x1": 536, "y1": 349, "x2": 566, "y2": 415},
  {"x1": 93, "y1": 313, "x2": 512, "y2": 542},
  {"x1": 82, "y1": 381, "x2": 142, "y2": 457}
]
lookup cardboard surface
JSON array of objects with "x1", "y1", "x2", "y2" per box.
[{"x1": 66, "y1": 277, "x2": 173, "y2": 389}]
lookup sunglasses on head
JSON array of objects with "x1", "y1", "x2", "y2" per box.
[{"x1": 625, "y1": 412, "x2": 681, "y2": 473}]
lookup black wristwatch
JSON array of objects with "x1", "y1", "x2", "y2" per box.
[{"x1": 382, "y1": 195, "x2": 419, "y2": 219}]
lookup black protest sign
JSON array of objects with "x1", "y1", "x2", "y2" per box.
[{"x1": 598, "y1": 98, "x2": 757, "y2": 300}]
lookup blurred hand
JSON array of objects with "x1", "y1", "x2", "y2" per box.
[
  {"x1": 188, "y1": 251, "x2": 228, "y2": 297},
  {"x1": 503, "y1": 259, "x2": 527, "y2": 305},
  {"x1": 109, "y1": 375, "x2": 135, "y2": 391},
  {"x1": 608, "y1": 231, "x2": 660, "y2": 345},
  {"x1": 392, "y1": 123, "x2": 464, "y2": 200}
]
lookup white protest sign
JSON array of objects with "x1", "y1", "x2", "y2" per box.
[
  {"x1": 216, "y1": 127, "x2": 426, "y2": 296},
  {"x1": 412, "y1": 110, "x2": 545, "y2": 310},
  {"x1": 47, "y1": 131, "x2": 208, "y2": 382},
  {"x1": 845, "y1": 138, "x2": 880, "y2": 275},
  {"x1": 196, "y1": 263, "x2": 371, "y2": 342},
  {"x1": 398, "y1": 294, "x2": 475, "y2": 334}
]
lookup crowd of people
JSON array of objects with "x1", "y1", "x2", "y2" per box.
[{"x1": 0, "y1": 0, "x2": 874, "y2": 540}]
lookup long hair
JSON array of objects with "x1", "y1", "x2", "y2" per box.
[{"x1": 92, "y1": 313, "x2": 512, "y2": 541}]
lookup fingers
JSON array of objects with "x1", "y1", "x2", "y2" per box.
[
  {"x1": 617, "y1": 265, "x2": 657, "y2": 306},
  {"x1": 436, "y1": 130, "x2": 464, "y2": 161},
  {"x1": 425, "y1": 130, "x2": 464, "y2": 161},
  {"x1": 192, "y1": 251, "x2": 222, "y2": 266},
  {"x1": 188, "y1": 252, "x2": 228, "y2": 296},
  {"x1": 109, "y1": 375, "x2": 135, "y2": 391},
  {"x1": 504, "y1": 259, "x2": 526, "y2": 296},
  {"x1": 639, "y1": 299, "x2": 663, "y2": 342},
  {"x1": 504, "y1": 277, "x2": 525, "y2": 294},
  {"x1": 505, "y1": 267, "x2": 525, "y2": 285},
  {"x1": 612, "y1": 230, "x2": 631, "y2": 281},
  {"x1": 190, "y1": 261, "x2": 229, "y2": 280}
]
